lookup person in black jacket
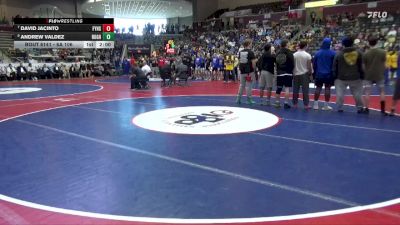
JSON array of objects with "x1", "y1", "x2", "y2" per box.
[
  {"x1": 236, "y1": 39, "x2": 257, "y2": 104},
  {"x1": 274, "y1": 40, "x2": 294, "y2": 109},
  {"x1": 130, "y1": 63, "x2": 149, "y2": 90},
  {"x1": 52, "y1": 63, "x2": 63, "y2": 79},
  {"x1": 16, "y1": 63, "x2": 27, "y2": 80},
  {"x1": 159, "y1": 61, "x2": 172, "y2": 87},
  {"x1": 258, "y1": 44, "x2": 276, "y2": 106},
  {"x1": 175, "y1": 58, "x2": 189, "y2": 86}
]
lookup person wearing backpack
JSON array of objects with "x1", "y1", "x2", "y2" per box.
[
  {"x1": 332, "y1": 37, "x2": 364, "y2": 113},
  {"x1": 236, "y1": 39, "x2": 257, "y2": 104},
  {"x1": 275, "y1": 40, "x2": 294, "y2": 109},
  {"x1": 258, "y1": 43, "x2": 276, "y2": 106}
]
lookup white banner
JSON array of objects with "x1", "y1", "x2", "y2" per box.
[
  {"x1": 221, "y1": 9, "x2": 252, "y2": 18},
  {"x1": 367, "y1": 2, "x2": 377, "y2": 8}
]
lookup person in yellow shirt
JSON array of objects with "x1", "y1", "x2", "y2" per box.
[
  {"x1": 224, "y1": 52, "x2": 235, "y2": 83},
  {"x1": 386, "y1": 48, "x2": 398, "y2": 82}
]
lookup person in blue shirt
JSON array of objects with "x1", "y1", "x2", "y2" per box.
[
  {"x1": 312, "y1": 38, "x2": 336, "y2": 110},
  {"x1": 194, "y1": 55, "x2": 204, "y2": 80},
  {"x1": 211, "y1": 53, "x2": 220, "y2": 81},
  {"x1": 122, "y1": 58, "x2": 131, "y2": 75}
]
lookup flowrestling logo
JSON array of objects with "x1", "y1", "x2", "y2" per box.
[
  {"x1": 367, "y1": 11, "x2": 387, "y2": 19},
  {"x1": 0, "y1": 87, "x2": 42, "y2": 94},
  {"x1": 132, "y1": 106, "x2": 280, "y2": 135}
]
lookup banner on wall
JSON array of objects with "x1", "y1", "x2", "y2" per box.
[
  {"x1": 367, "y1": 2, "x2": 377, "y2": 8},
  {"x1": 127, "y1": 44, "x2": 151, "y2": 56}
]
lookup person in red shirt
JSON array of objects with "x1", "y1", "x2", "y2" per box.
[
  {"x1": 130, "y1": 57, "x2": 136, "y2": 67},
  {"x1": 158, "y1": 55, "x2": 166, "y2": 68}
]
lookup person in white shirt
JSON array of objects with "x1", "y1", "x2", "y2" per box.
[
  {"x1": 6, "y1": 64, "x2": 16, "y2": 81},
  {"x1": 61, "y1": 64, "x2": 70, "y2": 79},
  {"x1": 292, "y1": 41, "x2": 312, "y2": 109},
  {"x1": 27, "y1": 63, "x2": 38, "y2": 80},
  {"x1": 141, "y1": 61, "x2": 152, "y2": 77},
  {"x1": 0, "y1": 66, "x2": 7, "y2": 81}
]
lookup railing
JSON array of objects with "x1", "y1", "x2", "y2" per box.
[
  {"x1": 0, "y1": 25, "x2": 12, "y2": 32},
  {"x1": 122, "y1": 44, "x2": 127, "y2": 59}
]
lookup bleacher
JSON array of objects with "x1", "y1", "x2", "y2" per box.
[
  {"x1": 207, "y1": 8, "x2": 229, "y2": 20},
  {"x1": 0, "y1": 31, "x2": 13, "y2": 49},
  {"x1": 293, "y1": 11, "x2": 400, "y2": 55},
  {"x1": 234, "y1": 0, "x2": 303, "y2": 14}
]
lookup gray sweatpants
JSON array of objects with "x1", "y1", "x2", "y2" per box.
[
  {"x1": 238, "y1": 72, "x2": 255, "y2": 98},
  {"x1": 335, "y1": 79, "x2": 364, "y2": 110},
  {"x1": 292, "y1": 73, "x2": 310, "y2": 106}
]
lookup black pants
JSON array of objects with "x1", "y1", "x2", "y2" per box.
[
  {"x1": 292, "y1": 73, "x2": 310, "y2": 106},
  {"x1": 131, "y1": 76, "x2": 149, "y2": 89},
  {"x1": 17, "y1": 73, "x2": 27, "y2": 80},
  {"x1": 53, "y1": 71, "x2": 63, "y2": 79},
  {"x1": 161, "y1": 74, "x2": 172, "y2": 87}
]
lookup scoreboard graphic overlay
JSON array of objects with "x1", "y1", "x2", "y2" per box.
[{"x1": 13, "y1": 18, "x2": 114, "y2": 49}]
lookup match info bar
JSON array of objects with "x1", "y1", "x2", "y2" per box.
[
  {"x1": 14, "y1": 25, "x2": 114, "y2": 32},
  {"x1": 13, "y1": 18, "x2": 114, "y2": 49},
  {"x1": 14, "y1": 41, "x2": 114, "y2": 49},
  {"x1": 15, "y1": 33, "x2": 115, "y2": 41}
]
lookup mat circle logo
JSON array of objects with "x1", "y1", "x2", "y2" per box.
[
  {"x1": 132, "y1": 106, "x2": 280, "y2": 135},
  {"x1": 0, "y1": 87, "x2": 42, "y2": 94},
  {"x1": 174, "y1": 110, "x2": 233, "y2": 125}
]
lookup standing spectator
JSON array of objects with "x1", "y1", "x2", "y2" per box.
[
  {"x1": 122, "y1": 58, "x2": 130, "y2": 75},
  {"x1": 150, "y1": 56, "x2": 158, "y2": 77},
  {"x1": 194, "y1": 54, "x2": 204, "y2": 80},
  {"x1": 390, "y1": 68, "x2": 400, "y2": 116},
  {"x1": 236, "y1": 39, "x2": 257, "y2": 104},
  {"x1": 175, "y1": 58, "x2": 189, "y2": 86},
  {"x1": 275, "y1": 39, "x2": 294, "y2": 109},
  {"x1": 313, "y1": 38, "x2": 336, "y2": 110},
  {"x1": 258, "y1": 43, "x2": 276, "y2": 106},
  {"x1": 363, "y1": 37, "x2": 387, "y2": 115},
  {"x1": 211, "y1": 53, "x2": 220, "y2": 81},
  {"x1": 159, "y1": 61, "x2": 172, "y2": 87},
  {"x1": 224, "y1": 52, "x2": 235, "y2": 83},
  {"x1": 292, "y1": 41, "x2": 312, "y2": 109},
  {"x1": 386, "y1": 47, "x2": 398, "y2": 84},
  {"x1": 332, "y1": 37, "x2": 364, "y2": 113},
  {"x1": 114, "y1": 56, "x2": 121, "y2": 75}
]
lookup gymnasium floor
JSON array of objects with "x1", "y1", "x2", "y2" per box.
[{"x1": 0, "y1": 77, "x2": 399, "y2": 225}]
